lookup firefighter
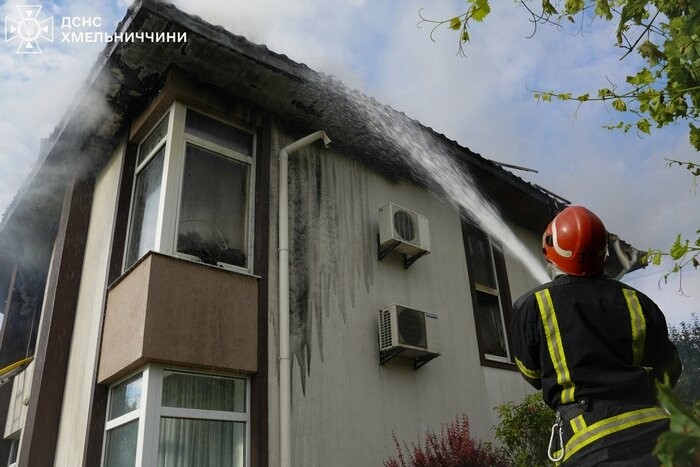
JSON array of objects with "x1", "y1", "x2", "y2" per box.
[{"x1": 511, "y1": 205, "x2": 682, "y2": 466}]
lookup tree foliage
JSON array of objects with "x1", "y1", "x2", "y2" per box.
[
  {"x1": 420, "y1": 0, "x2": 699, "y2": 277},
  {"x1": 668, "y1": 313, "x2": 700, "y2": 408},
  {"x1": 420, "y1": 0, "x2": 700, "y2": 150}
]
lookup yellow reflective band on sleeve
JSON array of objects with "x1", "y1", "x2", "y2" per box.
[
  {"x1": 570, "y1": 414, "x2": 586, "y2": 434},
  {"x1": 561, "y1": 407, "x2": 668, "y2": 463},
  {"x1": 515, "y1": 357, "x2": 542, "y2": 380},
  {"x1": 623, "y1": 289, "x2": 646, "y2": 366},
  {"x1": 536, "y1": 289, "x2": 576, "y2": 403}
]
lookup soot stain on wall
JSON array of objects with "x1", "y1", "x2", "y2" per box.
[{"x1": 288, "y1": 148, "x2": 374, "y2": 393}]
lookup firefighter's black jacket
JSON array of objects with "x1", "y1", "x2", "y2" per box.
[{"x1": 511, "y1": 274, "x2": 681, "y2": 409}]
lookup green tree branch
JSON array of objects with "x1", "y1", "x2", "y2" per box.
[{"x1": 424, "y1": 0, "x2": 700, "y2": 279}]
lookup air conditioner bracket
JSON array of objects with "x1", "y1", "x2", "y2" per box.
[
  {"x1": 412, "y1": 353, "x2": 439, "y2": 370},
  {"x1": 379, "y1": 347, "x2": 405, "y2": 366},
  {"x1": 379, "y1": 348, "x2": 439, "y2": 370},
  {"x1": 403, "y1": 250, "x2": 428, "y2": 269},
  {"x1": 376, "y1": 235, "x2": 427, "y2": 269},
  {"x1": 377, "y1": 235, "x2": 400, "y2": 262}
]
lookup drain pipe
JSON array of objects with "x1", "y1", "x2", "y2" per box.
[{"x1": 278, "y1": 131, "x2": 331, "y2": 467}]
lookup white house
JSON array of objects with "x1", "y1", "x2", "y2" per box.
[{"x1": 0, "y1": 2, "x2": 640, "y2": 466}]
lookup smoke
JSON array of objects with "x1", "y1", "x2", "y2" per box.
[{"x1": 0, "y1": 0, "x2": 124, "y2": 220}]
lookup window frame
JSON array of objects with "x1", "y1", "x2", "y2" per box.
[
  {"x1": 102, "y1": 372, "x2": 144, "y2": 467},
  {"x1": 462, "y1": 223, "x2": 517, "y2": 370},
  {"x1": 123, "y1": 101, "x2": 257, "y2": 275},
  {"x1": 122, "y1": 109, "x2": 174, "y2": 273},
  {"x1": 101, "y1": 364, "x2": 251, "y2": 467}
]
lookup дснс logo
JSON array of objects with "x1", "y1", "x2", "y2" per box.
[{"x1": 5, "y1": 5, "x2": 54, "y2": 54}]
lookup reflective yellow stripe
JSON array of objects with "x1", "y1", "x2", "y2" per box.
[
  {"x1": 561, "y1": 407, "x2": 668, "y2": 463},
  {"x1": 570, "y1": 414, "x2": 586, "y2": 434},
  {"x1": 623, "y1": 289, "x2": 646, "y2": 365},
  {"x1": 536, "y1": 289, "x2": 575, "y2": 403},
  {"x1": 515, "y1": 357, "x2": 541, "y2": 380}
]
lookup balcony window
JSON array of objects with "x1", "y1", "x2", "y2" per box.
[
  {"x1": 125, "y1": 147, "x2": 165, "y2": 269},
  {"x1": 176, "y1": 145, "x2": 250, "y2": 268},
  {"x1": 102, "y1": 366, "x2": 249, "y2": 467},
  {"x1": 124, "y1": 104, "x2": 255, "y2": 273},
  {"x1": 103, "y1": 374, "x2": 142, "y2": 467}
]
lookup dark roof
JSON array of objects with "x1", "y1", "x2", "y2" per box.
[{"x1": 0, "y1": 0, "x2": 643, "y2": 275}]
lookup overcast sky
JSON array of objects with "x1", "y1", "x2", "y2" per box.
[{"x1": 1, "y1": 0, "x2": 698, "y2": 324}]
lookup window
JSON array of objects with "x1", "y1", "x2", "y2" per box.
[
  {"x1": 124, "y1": 104, "x2": 255, "y2": 272},
  {"x1": 7, "y1": 436, "x2": 20, "y2": 467},
  {"x1": 125, "y1": 120, "x2": 167, "y2": 268},
  {"x1": 463, "y1": 224, "x2": 515, "y2": 367},
  {"x1": 102, "y1": 366, "x2": 249, "y2": 467},
  {"x1": 103, "y1": 374, "x2": 142, "y2": 467}
]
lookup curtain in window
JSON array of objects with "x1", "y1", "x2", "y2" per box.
[
  {"x1": 161, "y1": 372, "x2": 245, "y2": 411},
  {"x1": 475, "y1": 292, "x2": 507, "y2": 357},
  {"x1": 157, "y1": 372, "x2": 246, "y2": 467},
  {"x1": 157, "y1": 418, "x2": 245, "y2": 467},
  {"x1": 177, "y1": 145, "x2": 249, "y2": 268},
  {"x1": 104, "y1": 420, "x2": 139, "y2": 467}
]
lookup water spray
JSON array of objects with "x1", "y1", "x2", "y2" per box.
[{"x1": 331, "y1": 85, "x2": 550, "y2": 284}]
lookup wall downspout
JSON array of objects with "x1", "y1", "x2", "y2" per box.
[{"x1": 278, "y1": 131, "x2": 331, "y2": 467}]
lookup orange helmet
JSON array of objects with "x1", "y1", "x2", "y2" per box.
[{"x1": 542, "y1": 206, "x2": 608, "y2": 276}]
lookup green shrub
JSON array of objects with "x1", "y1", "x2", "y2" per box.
[
  {"x1": 384, "y1": 415, "x2": 508, "y2": 467},
  {"x1": 654, "y1": 381, "x2": 700, "y2": 467},
  {"x1": 493, "y1": 393, "x2": 554, "y2": 467}
]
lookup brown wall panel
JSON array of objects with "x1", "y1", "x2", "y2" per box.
[
  {"x1": 19, "y1": 174, "x2": 95, "y2": 467},
  {"x1": 99, "y1": 252, "x2": 258, "y2": 384}
]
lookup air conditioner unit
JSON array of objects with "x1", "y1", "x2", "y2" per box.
[
  {"x1": 378, "y1": 203, "x2": 430, "y2": 258},
  {"x1": 378, "y1": 304, "x2": 440, "y2": 362}
]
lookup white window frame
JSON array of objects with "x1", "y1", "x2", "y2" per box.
[
  {"x1": 102, "y1": 371, "x2": 145, "y2": 467},
  {"x1": 122, "y1": 111, "x2": 172, "y2": 272},
  {"x1": 102, "y1": 364, "x2": 251, "y2": 467},
  {"x1": 123, "y1": 101, "x2": 257, "y2": 275}
]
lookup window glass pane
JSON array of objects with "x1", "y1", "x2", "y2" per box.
[
  {"x1": 475, "y1": 291, "x2": 508, "y2": 358},
  {"x1": 126, "y1": 148, "x2": 165, "y2": 268},
  {"x1": 138, "y1": 117, "x2": 168, "y2": 166},
  {"x1": 185, "y1": 110, "x2": 253, "y2": 156},
  {"x1": 109, "y1": 374, "x2": 142, "y2": 420},
  {"x1": 467, "y1": 234, "x2": 496, "y2": 288},
  {"x1": 162, "y1": 371, "x2": 246, "y2": 412},
  {"x1": 177, "y1": 145, "x2": 249, "y2": 268},
  {"x1": 104, "y1": 420, "x2": 139, "y2": 467},
  {"x1": 8, "y1": 438, "x2": 19, "y2": 463},
  {"x1": 158, "y1": 418, "x2": 245, "y2": 467}
]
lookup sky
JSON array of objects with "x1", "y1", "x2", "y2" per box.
[{"x1": 0, "y1": 0, "x2": 698, "y2": 325}]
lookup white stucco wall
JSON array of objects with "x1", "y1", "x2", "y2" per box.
[
  {"x1": 268, "y1": 124, "x2": 546, "y2": 466},
  {"x1": 53, "y1": 142, "x2": 124, "y2": 467}
]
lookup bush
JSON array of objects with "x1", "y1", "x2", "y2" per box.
[
  {"x1": 654, "y1": 381, "x2": 700, "y2": 467},
  {"x1": 669, "y1": 313, "x2": 700, "y2": 408},
  {"x1": 493, "y1": 393, "x2": 554, "y2": 467},
  {"x1": 384, "y1": 415, "x2": 508, "y2": 467}
]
